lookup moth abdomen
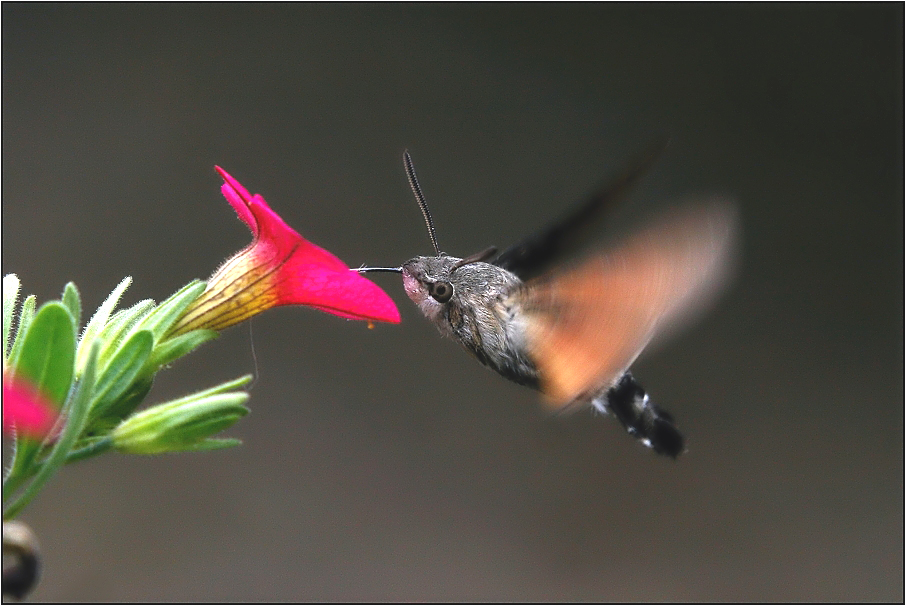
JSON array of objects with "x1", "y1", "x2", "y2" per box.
[{"x1": 592, "y1": 372, "x2": 685, "y2": 458}]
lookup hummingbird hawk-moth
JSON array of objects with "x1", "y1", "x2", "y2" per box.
[{"x1": 359, "y1": 146, "x2": 735, "y2": 458}]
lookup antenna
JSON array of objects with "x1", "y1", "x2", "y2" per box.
[{"x1": 404, "y1": 150, "x2": 441, "y2": 256}]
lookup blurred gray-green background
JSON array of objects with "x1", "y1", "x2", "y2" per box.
[{"x1": 3, "y1": 4, "x2": 902, "y2": 602}]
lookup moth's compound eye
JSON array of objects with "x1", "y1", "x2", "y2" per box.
[{"x1": 428, "y1": 281, "x2": 453, "y2": 303}]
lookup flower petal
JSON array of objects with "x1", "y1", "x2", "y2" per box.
[
  {"x1": 247, "y1": 196, "x2": 348, "y2": 272},
  {"x1": 215, "y1": 166, "x2": 257, "y2": 235},
  {"x1": 3, "y1": 377, "x2": 57, "y2": 438},
  {"x1": 276, "y1": 266, "x2": 401, "y2": 323},
  {"x1": 170, "y1": 167, "x2": 401, "y2": 335}
]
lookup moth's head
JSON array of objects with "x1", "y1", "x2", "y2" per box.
[
  {"x1": 401, "y1": 248, "x2": 510, "y2": 323},
  {"x1": 357, "y1": 153, "x2": 506, "y2": 323},
  {"x1": 401, "y1": 255, "x2": 461, "y2": 322},
  {"x1": 389, "y1": 152, "x2": 505, "y2": 321}
]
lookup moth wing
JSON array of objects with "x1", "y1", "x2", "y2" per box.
[
  {"x1": 493, "y1": 140, "x2": 667, "y2": 281},
  {"x1": 519, "y1": 201, "x2": 736, "y2": 407}
]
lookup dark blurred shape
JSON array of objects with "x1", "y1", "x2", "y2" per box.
[{"x1": 3, "y1": 520, "x2": 41, "y2": 600}]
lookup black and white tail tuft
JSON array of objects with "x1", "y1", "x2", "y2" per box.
[{"x1": 591, "y1": 373, "x2": 685, "y2": 458}]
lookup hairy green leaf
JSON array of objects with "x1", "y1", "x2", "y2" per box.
[
  {"x1": 13, "y1": 302, "x2": 76, "y2": 408},
  {"x1": 76, "y1": 276, "x2": 131, "y2": 374},
  {"x1": 97, "y1": 299, "x2": 155, "y2": 369},
  {"x1": 89, "y1": 329, "x2": 153, "y2": 421},
  {"x1": 147, "y1": 329, "x2": 218, "y2": 374},
  {"x1": 61, "y1": 282, "x2": 82, "y2": 332},
  {"x1": 7, "y1": 295, "x2": 36, "y2": 370},
  {"x1": 3, "y1": 274, "x2": 21, "y2": 360},
  {"x1": 135, "y1": 280, "x2": 206, "y2": 341}
]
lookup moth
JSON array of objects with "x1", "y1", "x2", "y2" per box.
[{"x1": 359, "y1": 146, "x2": 735, "y2": 457}]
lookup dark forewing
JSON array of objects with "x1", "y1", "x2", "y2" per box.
[{"x1": 493, "y1": 140, "x2": 668, "y2": 281}]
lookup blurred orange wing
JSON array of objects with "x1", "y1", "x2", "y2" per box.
[{"x1": 520, "y1": 201, "x2": 736, "y2": 407}]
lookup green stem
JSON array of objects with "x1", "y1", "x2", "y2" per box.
[
  {"x1": 2, "y1": 438, "x2": 114, "y2": 507},
  {"x1": 2, "y1": 469, "x2": 29, "y2": 505},
  {"x1": 3, "y1": 434, "x2": 44, "y2": 501},
  {"x1": 2, "y1": 431, "x2": 20, "y2": 489},
  {"x1": 62, "y1": 437, "x2": 114, "y2": 464},
  {"x1": 3, "y1": 435, "x2": 50, "y2": 504},
  {"x1": 2, "y1": 438, "x2": 25, "y2": 502}
]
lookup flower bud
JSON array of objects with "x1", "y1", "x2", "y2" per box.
[{"x1": 111, "y1": 392, "x2": 249, "y2": 455}]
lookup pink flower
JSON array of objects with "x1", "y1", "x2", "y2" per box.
[
  {"x1": 172, "y1": 167, "x2": 400, "y2": 334},
  {"x1": 3, "y1": 377, "x2": 56, "y2": 438}
]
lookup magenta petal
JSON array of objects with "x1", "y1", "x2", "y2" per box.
[
  {"x1": 215, "y1": 166, "x2": 253, "y2": 202},
  {"x1": 215, "y1": 166, "x2": 257, "y2": 234},
  {"x1": 278, "y1": 266, "x2": 401, "y2": 323},
  {"x1": 3, "y1": 379, "x2": 56, "y2": 438},
  {"x1": 247, "y1": 197, "x2": 353, "y2": 273}
]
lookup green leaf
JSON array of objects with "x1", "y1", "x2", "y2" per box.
[
  {"x1": 76, "y1": 276, "x2": 131, "y2": 374},
  {"x1": 13, "y1": 302, "x2": 77, "y2": 408},
  {"x1": 146, "y1": 329, "x2": 218, "y2": 374},
  {"x1": 97, "y1": 299, "x2": 155, "y2": 369},
  {"x1": 85, "y1": 378, "x2": 155, "y2": 435},
  {"x1": 6, "y1": 299, "x2": 78, "y2": 483},
  {"x1": 61, "y1": 282, "x2": 82, "y2": 332},
  {"x1": 135, "y1": 280, "x2": 206, "y2": 342},
  {"x1": 102, "y1": 377, "x2": 154, "y2": 423},
  {"x1": 4, "y1": 342, "x2": 99, "y2": 520},
  {"x1": 169, "y1": 374, "x2": 254, "y2": 403},
  {"x1": 99, "y1": 300, "x2": 155, "y2": 341},
  {"x1": 88, "y1": 329, "x2": 153, "y2": 421},
  {"x1": 3, "y1": 274, "x2": 21, "y2": 359},
  {"x1": 7, "y1": 295, "x2": 36, "y2": 370}
]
